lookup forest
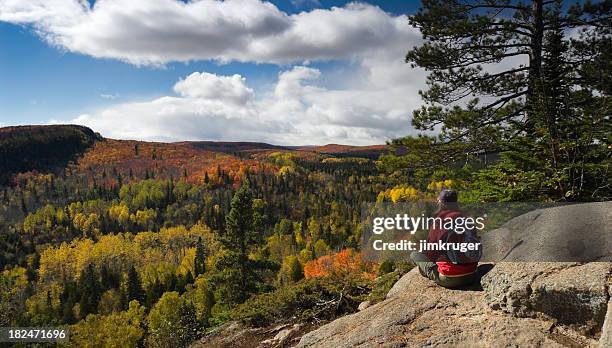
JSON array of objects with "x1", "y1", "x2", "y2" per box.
[
  {"x1": 1, "y1": 134, "x2": 405, "y2": 346},
  {"x1": 0, "y1": 0, "x2": 610, "y2": 347}
]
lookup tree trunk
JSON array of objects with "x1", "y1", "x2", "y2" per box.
[{"x1": 527, "y1": 0, "x2": 545, "y2": 130}]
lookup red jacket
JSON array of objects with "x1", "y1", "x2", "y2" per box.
[{"x1": 425, "y1": 210, "x2": 478, "y2": 277}]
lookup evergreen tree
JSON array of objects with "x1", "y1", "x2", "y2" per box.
[
  {"x1": 20, "y1": 197, "x2": 27, "y2": 215},
  {"x1": 194, "y1": 237, "x2": 206, "y2": 277},
  {"x1": 125, "y1": 266, "x2": 143, "y2": 304},
  {"x1": 78, "y1": 264, "x2": 100, "y2": 318},
  {"x1": 61, "y1": 298, "x2": 76, "y2": 324},
  {"x1": 380, "y1": 0, "x2": 610, "y2": 200},
  {"x1": 211, "y1": 181, "x2": 269, "y2": 306}
]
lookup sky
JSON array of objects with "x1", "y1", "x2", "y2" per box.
[{"x1": 0, "y1": 0, "x2": 425, "y2": 145}]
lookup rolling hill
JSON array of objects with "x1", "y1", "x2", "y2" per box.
[
  {"x1": 297, "y1": 144, "x2": 389, "y2": 159},
  {"x1": 0, "y1": 125, "x2": 100, "y2": 184},
  {"x1": 0, "y1": 125, "x2": 387, "y2": 186}
]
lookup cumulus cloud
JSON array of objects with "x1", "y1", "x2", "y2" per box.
[
  {"x1": 174, "y1": 72, "x2": 253, "y2": 104},
  {"x1": 1, "y1": 0, "x2": 428, "y2": 144},
  {"x1": 0, "y1": 0, "x2": 416, "y2": 65},
  {"x1": 72, "y1": 64, "x2": 425, "y2": 145}
]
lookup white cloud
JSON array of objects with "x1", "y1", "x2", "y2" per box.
[
  {"x1": 0, "y1": 0, "x2": 428, "y2": 144},
  {"x1": 174, "y1": 72, "x2": 253, "y2": 104},
  {"x1": 71, "y1": 63, "x2": 425, "y2": 145},
  {"x1": 0, "y1": 0, "x2": 417, "y2": 65}
]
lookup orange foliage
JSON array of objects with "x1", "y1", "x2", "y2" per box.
[
  {"x1": 75, "y1": 140, "x2": 277, "y2": 186},
  {"x1": 303, "y1": 249, "x2": 375, "y2": 280}
]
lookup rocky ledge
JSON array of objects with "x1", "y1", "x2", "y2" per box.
[
  {"x1": 298, "y1": 262, "x2": 611, "y2": 347},
  {"x1": 298, "y1": 202, "x2": 612, "y2": 347}
]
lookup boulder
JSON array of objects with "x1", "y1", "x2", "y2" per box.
[
  {"x1": 259, "y1": 324, "x2": 303, "y2": 347},
  {"x1": 481, "y1": 262, "x2": 610, "y2": 335},
  {"x1": 357, "y1": 301, "x2": 371, "y2": 311},
  {"x1": 480, "y1": 202, "x2": 612, "y2": 262}
]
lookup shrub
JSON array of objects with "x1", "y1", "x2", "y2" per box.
[{"x1": 231, "y1": 276, "x2": 369, "y2": 327}]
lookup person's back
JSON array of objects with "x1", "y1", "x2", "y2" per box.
[{"x1": 410, "y1": 189, "x2": 479, "y2": 288}]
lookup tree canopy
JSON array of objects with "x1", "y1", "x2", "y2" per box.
[{"x1": 380, "y1": 0, "x2": 611, "y2": 200}]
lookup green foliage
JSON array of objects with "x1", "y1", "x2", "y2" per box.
[
  {"x1": 125, "y1": 266, "x2": 144, "y2": 305},
  {"x1": 183, "y1": 276, "x2": 214, "y2": 327},
  {"x1": 367, "y1": 271, "x2": 402, "y2": 305},
  {"x1": 380, "y1": 0, "x2": 611, "y2": 201},
  {"x1": 78, "y1": 264, "x2": 101, "y2": 319},
  {"x1": 194, "y1": 237, "x2": 206, "y2": 277},
  {"x1": 210, "y1": 182, "x2": 274, "y2": 307},
  {"x1": 277, "y1": 255, "x2": 304, "y2": 286},
  {"x1": 377, "y1": 260, "x2": 394, "y2": 276},
  {"x1": 120, "y1": 179, "x2": 172, "y2": 211},
  {"x1": 219, "y1": 181, "x2": 261, "y2": 252},
  {"x1": 146, "y1": 292, "x2": 200, "y2": 348}
]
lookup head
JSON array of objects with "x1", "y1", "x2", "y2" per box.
[{"x1": 437, "y1": 189, "x2": 459, "y2": 211}]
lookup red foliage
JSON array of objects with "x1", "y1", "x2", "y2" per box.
[
  {"x1": 303, "y1": 249, "x2": 375, "y2": 279},
  {"x1": 75, "y1": 140, "x2": 276, "y2": 186}
]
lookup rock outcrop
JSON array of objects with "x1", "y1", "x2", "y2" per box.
[
  {"x1": 192, "y1": 321, "x2": 320, "y2": 348},
  {"x1": 298, "y1": 263, "x2": 611, "y2": 347},
  {"x1": 298, "y1": 203, "x2": 612, "y2": 347},
  {"x1": 481, "y1": 262, "x2": 610, "y2": 336},
  {"x1": 601, "y1": 299, "x2": 612, "y2": 348},
  {"x1": 480, "y1": 202, "x2": 611, "y2": 262}
]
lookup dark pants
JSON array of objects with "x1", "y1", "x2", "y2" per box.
[{"x1": 410, "y1": 252, "x2": 479, "y2": 289}]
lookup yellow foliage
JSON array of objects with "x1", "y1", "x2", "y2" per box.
[
  {"x1": 108, "y1": 203, "x2": 130, "y2": 225},
  {"x1": 278, "y1": 165, "x2": 295, "y2": 176},
  {"x1": 427, "y1": 179, "x2": 455, "y2": 192},
  {"x1": 38, "y1": 224, "x2": 216, "y2": 287},
  {"x1": 388, "y1": 185, "x2": 420, "y2": 202}
]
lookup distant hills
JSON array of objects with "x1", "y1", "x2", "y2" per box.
[
  {"x1": 178, "y1": 141, "x2": 389, "y2": 159},
  {"x1": 297, "y1": 144, "x2": 389, "y2": 159},
  {"x1": 177, "y1": 141, "x2": 288, "y2": 153},
  {"x1": 0, "y1": 125, "x2": 100, "y2": 184},
  {"x1": 0, "y1": 125, "x2": 389, "y2": 185}
]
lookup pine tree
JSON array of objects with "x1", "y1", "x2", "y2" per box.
[
  {"x1": 211, "y1": 181, "x2": 269, "y2": 306},
  {"x1": 78, "y1": 264, "x2": 100, "y2": 318},
  {"x1": 194, "y1": 237, "x2": 206, "y2": 277},
  {"x1": 219, "y1": 181, "x2": 260, "y2": 254},
  {"x1": 380, "y1": 0, "x2": 610, "y2": 200},
  {"x1": 125, "y1": 266, "x2": 143, "y2": 304}
]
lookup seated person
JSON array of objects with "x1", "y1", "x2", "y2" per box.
[{"x1": 410, "y1": 189, "x2": 480, "y2": 288}]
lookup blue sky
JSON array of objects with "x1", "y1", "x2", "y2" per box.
[{"x1": 0, "y1": 0, "x2": 423, "y2": 145}]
